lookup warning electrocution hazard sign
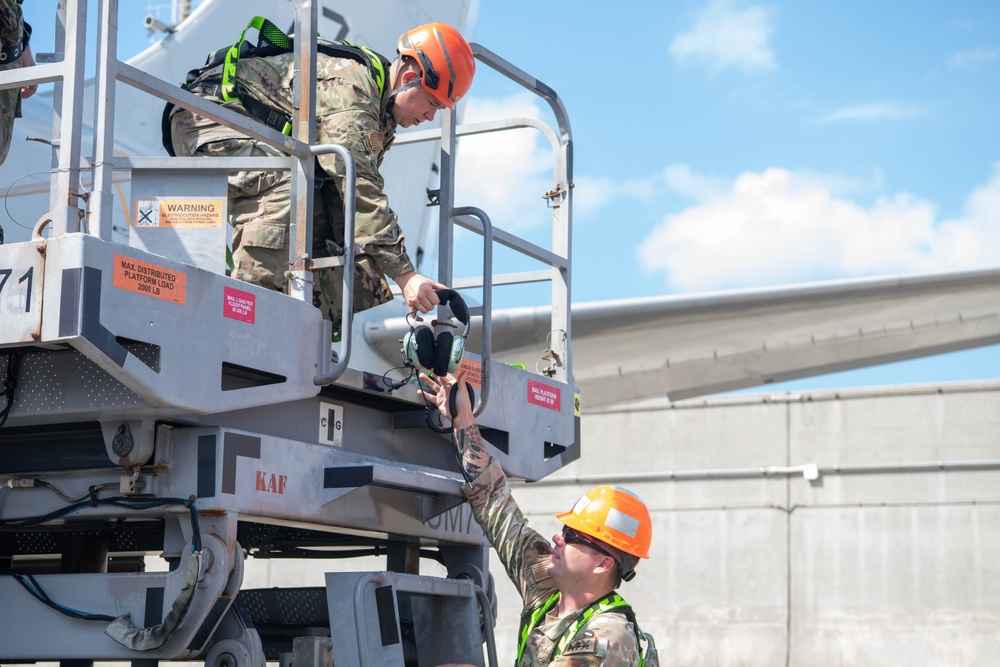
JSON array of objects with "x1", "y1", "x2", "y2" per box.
[{"x1": 134, "y1": 198, "x2": 224, "y2": 229}]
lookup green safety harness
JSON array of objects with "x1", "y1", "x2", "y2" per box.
[
  {"x1": 516, "y1": 591, "x2": 650, "y2": 666},
  {"x1": 161, "y1": 16, "x2": 390, "y2": 155}
]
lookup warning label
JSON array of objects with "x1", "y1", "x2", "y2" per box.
[
  {"x1": 527, "y1": 379, "x2": 561, "y2": 411},
  {"x1": 113, "y1": 254, "x2": 186, "y2": 304},
  {"x1": 135, "y1": 200, "x2": 159, "y2": 228},
  {"x1": 224, "y1": 286, "x2": 255, "y2": 324},
  {"x1": 134, "y1": 198, "x2": 225, "y2": 229},
  {"x1": 459, "y1": 358, "x2": 482, "y2": 388}
]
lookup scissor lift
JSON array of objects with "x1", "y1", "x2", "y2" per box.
[{"x1": 0, "y1": 2, "x2": 577, "y2": 666}]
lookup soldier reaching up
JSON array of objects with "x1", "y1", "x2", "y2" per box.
[{"x1": 422, "y1": 373, "x2": 659, "y2": 667}]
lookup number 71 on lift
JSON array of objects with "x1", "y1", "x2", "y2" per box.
[{"x1": 0, "y1": 242, "x2": 44, "y2": 344}]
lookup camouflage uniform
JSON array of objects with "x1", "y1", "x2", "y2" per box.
[
  {"x1": 170, "y1": 49, "x2": 413, "y2": 328},
  {"x1": 463, "y1": 458, "x2": 642, "y2": 666},
  {"x1": 0, "y1": 0, "x2": 26, "y2": 165}
]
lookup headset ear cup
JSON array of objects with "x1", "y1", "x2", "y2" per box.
[
  {"x1": 413, "y1": 326, "x2": 437, "y2": 372},
  {"x1": 402, "y1": 330, "x2": 417, "y2": 368},
  {"x1": 433, "y1": 330, "x2": 453, "y2": 377},
  {"x1": 448, "y1": 333, "x2": 466, "y2": 373}
]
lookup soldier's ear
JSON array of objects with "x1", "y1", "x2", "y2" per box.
[
  {"x1": 594, "y1": 556, "x2": 618, "y2": 575},
  {"x1": 400, "y1": 68, "x2": 420, "y2": 85}
]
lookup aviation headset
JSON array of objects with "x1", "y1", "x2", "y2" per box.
[{"x1": 401, "y1": 289, "x2": 470, "y2": 377}]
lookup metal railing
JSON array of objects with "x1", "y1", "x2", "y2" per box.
[
  {"x1": 352, "y1": 572, "x2": 498, "y2": 667},
  {"x1": 453, "y1": 206, "x2": 493, "y2": 415},
  {"x1": 15, "y1": 0, "x2": 357, "y2": 383},
  {"x1": 395, "y1": 44, "x2": 575, "y2": 385}
]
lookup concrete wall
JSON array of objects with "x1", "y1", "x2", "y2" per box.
[
  {"x1": 486, "y1": 381, "x2": 1000, "y2": 666},
  {"x1": 234, "y1": 380, "x2": 1000, "y2": 665}
]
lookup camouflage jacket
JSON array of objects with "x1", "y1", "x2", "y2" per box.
[
  {"x1": 171, "y1": 48, "x2": 414, "y2": 280},
  {"x1": 0, "y1": 0, "x2": 25, "y2": 165},
  {"x1": 0, "y1": 0, "x2": 23, "y2": 49},
  {"x1": 463, "y1": 458, "x2": 641, "y2": 666}
]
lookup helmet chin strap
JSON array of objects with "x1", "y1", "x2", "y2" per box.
[
  {"x1": 388, "y1": 78, "x2": 422, "y2": 102},
  {"x1": 385, "y1": 78, "x2": 421, "y2": 123}
]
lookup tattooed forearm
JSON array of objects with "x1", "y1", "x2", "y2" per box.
[{"x1": 455, "y1": 424, "x2": 492, "y2": 481}]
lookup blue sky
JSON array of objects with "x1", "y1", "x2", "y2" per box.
[
  {"x1": 462, "y1": 0, "x2": 1000, "y2": 291},
  {"x1": 31, "y1": 0, "x2": 1000, "y2": 394},
  {"x1": 459, "y1": 0, "x2": 1000, "y2": 393}
]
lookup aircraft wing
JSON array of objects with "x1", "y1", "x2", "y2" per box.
[{"x1": 364, "y1": 267, "x2": 1000, "y2": 406}]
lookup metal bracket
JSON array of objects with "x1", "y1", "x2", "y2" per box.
[
  {"x1": 542, "y1": 183, "x2": 571, "y2": 209},
  {"x1": 102, "y1": 419, "x2": 156, "y2": 467}
]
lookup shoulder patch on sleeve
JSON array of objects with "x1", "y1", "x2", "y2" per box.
[
  {"x1": 363, "y1": 130, "x2": 383, "y2": 153},
  {"x1": 527, "y1": 537, "x2": 553, "y2": 583},
  {"x1": 563, "y1": 636, "x2": 609, "y2": 657}
]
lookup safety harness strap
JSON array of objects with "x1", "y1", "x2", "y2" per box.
[
  {"x1": 0, "y1": 43, "x2": 23, "y2": 63},
  {"x1": 1, "y1": 21, "x2": 30, "y2": 63},
  {"x1": 161, "y1": 16, "x2": 391, "y2": 155},
  {"x1": 340, "y1": 39, "x2": 387, "y2": 97},
  {"x1": 516, "y1": 592, "x2": 559, "y2": 665},
  {"x1": 220, "y1": 17, "x2": 291, "y2": 103},
  {"x1": 515, "y1": 591, "x2": 649, "y2": 666}
]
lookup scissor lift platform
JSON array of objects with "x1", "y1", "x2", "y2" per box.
[
  {"x1": 0, "y1": 231, "x2": 577, "y2": 667},
  {"x1": 0, "y1": 1, "x2": 578, "y2": 664}
]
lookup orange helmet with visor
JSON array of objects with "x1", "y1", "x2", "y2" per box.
[
  {"x1": 397, "y1": 22, "x2": 475, "y2": 109},
  {"x1": 555, "y1": 485, "x2": 652, "y2": 559}
]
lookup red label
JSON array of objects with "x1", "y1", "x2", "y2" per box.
[
  {"x1": 255, "y1": 471, "x2": 287, "y2": 494},
  {"x1": 459, "y1": 358, "x2": 482, "y2": 388},
  {"x1": 224, "y1": 286, "x2": 255, "y2": 323},
  {"x1": 527, "y1": 380, "x2": 561, "y2": 411},
  {"x1": 113, "y1": 254, "x2": 186, "y2": 304}
]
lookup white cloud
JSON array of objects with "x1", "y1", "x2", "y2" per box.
[
  {"x1": 453, "y1": 94, "x2": 552, "y2": 231},
  {"x1": 670, "y1": 0, "x2": 777, "y2": 73},
  {"x1": 668, "y1": 165, "x2": 883, "y2": 202},
  {"x1": 450, "y1": 102, "x2": 729, "y2": 233},
  {"x1": 638, "y1": 164, "x2": 1000, "y2": 292},
  {"x1": 573, "y1": 165, "x2": 727, "y2": 221},
  {"x1": 948, "y1": 47, "x2": 999, "y2": 68},
  {"x1": 813, "y1": 101, "x2": 927, "y2": 124}
]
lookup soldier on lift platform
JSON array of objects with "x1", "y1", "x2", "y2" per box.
[
  {"x1": 169, "y1": 20, "x2": 476, "y2": 331},
  {"x1": 0, "y1": 0, "x2": 36, "y2": 166}
]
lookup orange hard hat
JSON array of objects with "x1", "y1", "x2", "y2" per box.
[
  {"x1": 556, "y1": 486, "x2": 652, "y2": 559},
  {"x1": 397, "y1": 22, "x2": 475, "y2": 109}
]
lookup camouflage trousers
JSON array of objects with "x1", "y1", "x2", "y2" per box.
[
  {"x1": 175, "y1": 136, "x2": 392, "y2": 331},
  {"x1": 0, "y1": 56, "x2": 24, "y2": 165}
]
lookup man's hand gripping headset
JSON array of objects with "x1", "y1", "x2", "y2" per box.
[
  {"x1": 401, "y1": 289, "x2": 475, "y2": 433},
  {"x1": 401, "y1": 289, "x2": 470, "y2": 377}
]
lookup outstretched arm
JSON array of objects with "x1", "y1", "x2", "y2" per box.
[
  {"x1": 420, "y1": 372, "x2": 557, "y2": 610},
  {"x1": 418, "y1": 372, "x2": 491, "y2": 481}
]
